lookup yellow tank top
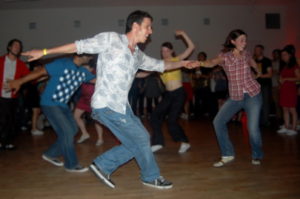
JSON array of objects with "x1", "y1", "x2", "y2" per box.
[{"x1": 160, "y1": 57, "x2": 182, "y2": 84}]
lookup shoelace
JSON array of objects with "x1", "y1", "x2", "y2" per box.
[{"x1": 157, "y1": 176, "x2": 165, "y2": 183}]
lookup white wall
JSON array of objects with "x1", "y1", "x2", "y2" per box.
[{"x1": 0, "y1": 5, "x2": 286, "y2": 62}]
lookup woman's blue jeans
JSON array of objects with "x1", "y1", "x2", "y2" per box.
[{"x1": 213, "y1": 93, "x2": 264, "y2": 159}]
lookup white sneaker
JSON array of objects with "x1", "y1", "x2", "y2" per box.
[
  {"x1": 277, "y1": 127, "x2": 288, "y2": 133},
  {"x1": 181, "y1": 113, "x2": 188, "y2": 120},
  {"x1": 96, "y1": 140, "x2": 104, "y2": 146},
  {"x1": 77, "y1": 134, "x2": 90, "y2": 143},
  {"x1": 252, "y1": 159, "x2": 261, "y2": 165},
  {"x1": 21, "y1": 126, "x2": 27, "y2": 131},
  {"x1": 178, "y1": 143, "x2": 190, "y2": 153},
  {"x1": 287, "y1": 129, "x2": 297, "y2": 136},
  {"x1": 31, "y1": 129, "x2": 44, "y2": 135},
  {"x1": 213, "y1": 156, "x2": 235, "y2": 167},
  {"x1": 279, "y1": 124, "x2": 291, "y2": 129},
  {"x1": 65, "y1": 165, "x2": 89, "y2": 173},
  {"x1": 151, "y1": 145, "x2": 163, "y2": 152}
]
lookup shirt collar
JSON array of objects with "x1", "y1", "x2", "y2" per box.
[{"x1": 121, "y1": 34, "x2": 139, "y2": 52}]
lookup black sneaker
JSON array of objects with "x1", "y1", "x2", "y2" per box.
[
  {"x1": 143, "y1": 176, "x2": 173, "y2": 189},
  {"x1": 90, "y1": 162, "x2": 115, "y2": 188},
  {"x1": 65, "y1": 165, "x2": 89, "y2": 173},
  {"x1": 42, "y1": 154, "x2": 64, "y2": 166}
]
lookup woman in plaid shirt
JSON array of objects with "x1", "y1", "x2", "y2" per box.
[{"x1": 198, "y1": 29, "x2": 263, "y2": 167}]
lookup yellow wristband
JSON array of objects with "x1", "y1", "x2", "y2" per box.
[{"x1": 43, "y1": 49, "x2": 47, "y2": 55}]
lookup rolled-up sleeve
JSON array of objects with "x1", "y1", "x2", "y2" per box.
[
  {"x1": 75, "y1": 32, "x2": 111, "y2": 54},
  {"x1": 138, "y1": 52, "x2": 165, "y2": 73}
]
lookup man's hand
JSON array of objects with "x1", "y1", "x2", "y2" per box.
[
  {"x1": 184, "y1": 60, "x2": 200, "y2": 69},
  {"x1": 3, "y1": 78, "x2": 22, "y2": 94},
  {"x1": 22, "y1": 49, "x2": 44, "y2": 62}
]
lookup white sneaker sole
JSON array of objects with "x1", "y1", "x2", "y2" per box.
[
  {"x1": 90, "y1": 164, "x2": 115, "y2": 188},
  {"x1": 65, "y1": 167, "x2": 89, "y2": 173},
  {"x1": 42, "y1": 155, "x2": 63, "y2": 167},
  {"x1": 142, "y1": 182, "x2": 173, "y2": 189}
]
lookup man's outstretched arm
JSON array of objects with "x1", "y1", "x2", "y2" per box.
[{"x1": 22, "y1": 43, "x2": 77, "y2": 62}]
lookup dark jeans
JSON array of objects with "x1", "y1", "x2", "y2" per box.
[
  {"x1": 146, "y1": 97, "x2": 159, "y2": 115},
  {"x1": 0, "y1": 97, "x2": 18, "y2": 146},
  {"x1": 150, "y1": 87, "x2": 189, "y2": 146},
  {"x1": 260, "y1": 85, "x2": 271, "y2": 126}
]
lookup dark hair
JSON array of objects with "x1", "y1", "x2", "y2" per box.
[
  {"x1": 161, "y1": 42, "x2": 176, "y2": 57},
  {"x1": 198, "y1": 52, "x2": 207, "y2": 60},
  {"x1": 7, "y1": 39, "x2": 23, "y2": 54},
  {"x1": 88, "y1": 59, "x2": 96, "y2": 69},
  {"x1": 284, "y1": 44, "x2": 296, "y2": 55},
  {"x1": 255, "y1": 44, "x2": 265, "y2": 50},
  {"x1": 29, "y1": 60, "x2": 42, "y2": 71},
  {"x1": 222, "y1": 29, "x2": 247, "y2": 52},
  {"x1": 272, "y1": 49, "x2": 281, "y2": 55},
  {"x1": 281, "y1": 47, "x2": 298, "y2": 68},
  {"x1": 125, "y1": 10, "x2": 153, "y2": 34}
]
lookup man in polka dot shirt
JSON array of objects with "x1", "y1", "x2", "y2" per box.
[{"x1": 4, "y1": 54, "x2": 95, "y2": 173}]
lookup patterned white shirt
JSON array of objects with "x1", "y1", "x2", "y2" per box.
[{"x1": 75, "y1": 32, "x2": 165, "y2": 114}]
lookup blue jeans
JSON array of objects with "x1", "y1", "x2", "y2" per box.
[
  {"x1": 92, "y1": 105, "x2": 160, "y2": 183},
  {"x1": 41, "y1": 105, "x2": 79, "y2": 169},
  {"x1": 213, "y1": 93, "x2": 264, "y2": 159}
]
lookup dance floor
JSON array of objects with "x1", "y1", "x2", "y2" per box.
[{"x1": 1, "y1": 117, "x2": 299, "y2": 199}]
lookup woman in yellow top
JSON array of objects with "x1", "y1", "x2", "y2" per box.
[{"x1": 150, "y1": 30, "x2": 194, "y2": 153}]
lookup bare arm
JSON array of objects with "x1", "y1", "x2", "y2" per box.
[
  {"x1": 201, "y1": 55, "x2": 223, "y2": 68},
  {"x1": 260, "y1": 67, "x2": 272, "y2": 78},
  {"x1": 250, "y1": 58, "x2": 262, "y2": 78},
  {"x1": 3, "y1": 67, "x2": 48, "y2": 94},
  {"x1": 280, "y1": 68, "x2": 300, "y2": 83},
  {"x1": 175, "y1": 30, "x2": 195, "y2": 61},
  {"x1": 164, "y1": 60, "x2": 199, "y2": 71},
  {"x1": 21, "y1": 43, "x2": 77, "y2": 62}
]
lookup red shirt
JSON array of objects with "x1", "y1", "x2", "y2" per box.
[
  {"x1": 0, "y1": 55, "x2": 30, "y2": 98},
  {"x1": 219, "y1": 50, "x2": 261, "y2": 100}
]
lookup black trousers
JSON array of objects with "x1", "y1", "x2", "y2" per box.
[
  {"x1": 0, "y1": 97, "x2": 18, "y2": 146},
  {"x1": 150, "y1": 87, "x2": 189, "y2": 146},
  {"x1": 146, "y1": 97, "x2": 159, "y2": 115}
]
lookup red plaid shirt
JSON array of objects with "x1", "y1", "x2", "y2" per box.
[{"x1": 219, "y1": 50, "x2": 261, "y2": 100}]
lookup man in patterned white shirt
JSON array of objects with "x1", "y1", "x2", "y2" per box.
[{"x1": 19, "y1": 10, "x2": 198, "y2": 189}]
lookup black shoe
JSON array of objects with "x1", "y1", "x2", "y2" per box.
[
  {"x1": 90, "y1": 162, "x2": 115, "y2": 188},
  {"x1": 143, "y1": 176, "x2": 173, "y2": 189}
]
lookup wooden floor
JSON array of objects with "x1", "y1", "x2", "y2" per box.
[{"x1": 1, "y1": 117, "x2": 300, "y2": 199}]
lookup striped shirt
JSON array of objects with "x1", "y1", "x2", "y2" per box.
[{"x1": 219, "y1": 50, "x2": 261, "y2": 100}]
